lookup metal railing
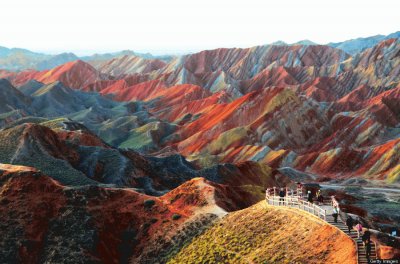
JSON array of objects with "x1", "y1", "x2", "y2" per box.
[
  {"x1": 266, "y1": 188, "x2": 326, "y2": 221},
  {"x1": 331, "y1": 196, "x2": 378, "y2": 260},
  {"x1": 266, "y1": 187, "x2": 303, "y2": 198},
  {"x1": 267, "y1": 190, "x2": 378, "y2": 262}
]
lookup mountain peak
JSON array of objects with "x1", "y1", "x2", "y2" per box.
[
  {"x1": 293, "y1": 39, "x2": 318, "y2": 45},
  {"x1": 270, "y1": 40, "x2": 287, "y2": 46},
  {"x1": 35, "y1": 60, "x2": 101, "y2": 89}
]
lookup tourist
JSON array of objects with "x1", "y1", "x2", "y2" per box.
[
  {"x1": 279, "y1": 188, "x2": 285, "y2": 205},
  {"x1": 355, "y1": 221, "x2": 363, "y2": 238},
  {"x1": 307, "y1": 190, "x2": 313, "y2": 203},
  {"x1": 316, "y1": 189, "x2": 321, "y2": 204},
  {"x1": 297, "y1": 182, "x2": 303, "y2": 198},
  {"x1": 362, "y1": 228, "x2": 371, "y2": 246},
  {"x1": 365, "y1": 241, "x2": 372, "y2": 260},
  {"x1": 332, "y1": 206, "x2": 339, "y2": 223},
  {"x1": 288, "y1": 189, "x2": 294, "y2": 205},
  {"x1": 318, "y1": 193, "x2": 324, "y2": 204},
  {"x1": 346, "y1": 216, "x2": 354, "y2": 234}
]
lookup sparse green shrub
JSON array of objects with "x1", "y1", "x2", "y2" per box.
[
  {"x1": 172, "y1": 214, "x2": 181, "y2": 220},
  {"x1": 144, "y1": 199, "x2": 155, "y2": 210}
]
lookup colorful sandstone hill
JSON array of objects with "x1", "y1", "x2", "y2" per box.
[{"x1": 0, "y1": 34, "x2": 400, "y2": 263}]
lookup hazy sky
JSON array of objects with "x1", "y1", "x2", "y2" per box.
[{"x1": 1, "y1": 0, "x2": 399, "y2": 55}]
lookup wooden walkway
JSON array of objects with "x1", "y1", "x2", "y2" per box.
[{"x1": 266, "y1": 188, "x2": 377, "y2": 264}]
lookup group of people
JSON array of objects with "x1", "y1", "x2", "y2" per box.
[
  {"x1": 275, "y1": 185, "x2": 387, "y2": 260},
  {"x1": 273, "y1": 184, "x2": 396, "y2": 262},
  {"x1": 275, "y1": 184, "x2": 399, "y2": 261},
  {"x1": 306, "y1": 189, "x2": 324, "y2": 204},
  {"x1": 276, "y1": 184, "x2": 325, "y2": 205},
  {"x1": 346, "y1": 216, "x2": 373, "y2": 260}
]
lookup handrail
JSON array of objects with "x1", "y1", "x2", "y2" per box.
[
  {"x1": 266, "y1": 187, "x2": 304, "y2": 198},
  {"x1": 332, "y1": 195, "x2": 378, "y2": 260},
  {"x1": 267, "y1": 190, "x2": 379, "y2": 262},
  {"x1": 266, "y1": 193, "x2": 327, "y2": 221},
  {"x1": 351, "y1": 234, "x2": 360, "y2": 263}
]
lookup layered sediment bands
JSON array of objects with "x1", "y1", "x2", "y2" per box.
[
  {"x1": 1, "y1": 39, "x2": 400, "y2": 182},
  {"x1": 167, "y1": 202, "x2": 357, "y2": 264},
  {"x1": 1, "y1": 60, "x2": 103, "y2": 89},
  {"x1": 93, "y1": 55, "x2": 167, "y2": 77},
  {"x1": 0, "y1": 167, "x2": 216, "y2": 263},
  {"x1": 0, "y1": 165, "x2": 286, "y2": 263}
]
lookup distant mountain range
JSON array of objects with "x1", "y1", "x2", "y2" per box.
[
  {"x1": 270, "y1": 39, "x2": 318, "y2": 46},
  {"x1": 328, "y1": 31, "x2": 400, "y2": 54},
  {"x1": 1, "y1": 31, "x2": 400, "y2": 263},
  {"x1": 1, "y1": 37, "x2": 400, "y2": 185},
  {"x1": 0, "y1": 47, "x2": 175, "y2": 71},
  {"x1": 1, "y1": 31, "x2": 399, "y2": 71},
  {"x1": 269, "y1": 31, "x2": 400, "y2": 54}
]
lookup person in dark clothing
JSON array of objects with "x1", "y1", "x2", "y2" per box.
[
  {"x1": 362, "y1": 228, "x2": 371, "y2": 246},
  {"x1": 332, "y1": 206, "x2": 339, "y2": 223},
  {"x1": 307, "y1": 190, "x2": 313, "y2": 203},
  {"x1": 279, "y1": 188, "x2": 285, "y2": 205},
  {"x1": 346, "y1": 216, "x2": 354, "y2": 234},
  {"x1": 316, "y1": 189, "x2": 321, "y2": 204},
  {"x1": 365, "y1": 241, "x2": 372, "y2": 260},
  {"x1": 318, "y1": 194, "x2": 324, "y2": 204}
]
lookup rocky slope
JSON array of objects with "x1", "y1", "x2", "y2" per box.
[
  {"x1": 1, "y1": 39, "x2": 400, "y2": 184},
  {"x1": 0, "y1": 165, "x2": 214, "y2": 263},
  {"x1": 92, "y1": 55, "x2": 167, "y2": 77},
  {"x1": 168, "y1": 201, "x2": 357, "y2": 264},
  {"x1": 0, "y1": 164, "x2": 359, "y2": 263},
  {"x1": 0, "y1": 164, "x2": 290, "y2": 263},
  {"x1": 0, "y1": 118, "x2": 285, "y2": 196}
]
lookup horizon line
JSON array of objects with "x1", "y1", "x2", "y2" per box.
[{"x1": 1, "y1": 29, "x2": 399, "y2": 57}]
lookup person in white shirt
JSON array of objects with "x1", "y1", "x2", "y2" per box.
[{"x1": 332, "y1": 206, "x2": 339, "y2": 223}]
